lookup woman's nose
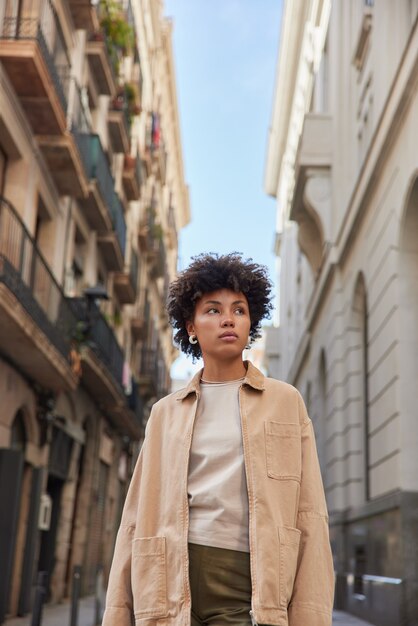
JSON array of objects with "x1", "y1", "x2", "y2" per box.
[{"x1": 221, "y1": 316, "x2": 234, "y2": 327}]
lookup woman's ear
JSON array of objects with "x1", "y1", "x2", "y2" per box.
[{"x1": 186, "y1": 320, "x2": 194, "y2": 335}]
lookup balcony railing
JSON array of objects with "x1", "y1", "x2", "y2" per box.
[
  {"x1": 68, "y1": 80, "x2": 92, "y2": 176},
  {"x1": 91, "y1": 135, "x2": 115, "y2": 215},
  {"x1": 0, "y1": 197, "x2": 76, "y2": 360},
  {"x1": 130, "y1": 250, "x2": 139, "y2": 293},
  {"x1": 68, "y1": 297, "x2": 124, "y2": 388},
  {"x1": 112, "y1": 192, "x2": 127, "y2": 260},
  {"x1": 128, "y1": 377, "x2": 144, "y2": 427},
  {"x1": 122, "y1": 152, "x2": 142, "y2": 200},
  {"x1": 110, "y1": 89, "x2": 131, "y2": 128},
  {"x1": 77, "y1": 133, "x2": 115, "y2": 227},
  {"x1": 0, "y1": 0, "x2": 71, "y2": 113},
  {"x1": 108, "y1": 88, "x2": 131, "y2": 154}
]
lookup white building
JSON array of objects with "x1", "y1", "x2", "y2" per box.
[{"x1": 265, "y1": 1, "x2": 418, "y2": 624}]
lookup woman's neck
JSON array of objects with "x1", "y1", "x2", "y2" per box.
[{"x1": 201, "y1": 359, "x2": 247, "y2": 383}]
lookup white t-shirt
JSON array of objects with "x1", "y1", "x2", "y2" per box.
[{"x1": 187, "y1": 378, "x2": 250, "y2": 552}]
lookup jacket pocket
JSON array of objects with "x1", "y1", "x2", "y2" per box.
[
  {"x1": 265, "y1": 421, "x2": 301, "y2": 481},
  {"x1": 279, "y1": 526, "x2": 301, "y2": 609},
  {"x1": 132, "y1": 536, "x2": 167, "y2": 618}
]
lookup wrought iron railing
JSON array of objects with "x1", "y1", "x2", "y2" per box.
[
  {"x1": 0, "y1": 197, "x2": 76, "y2": 360},
  {"x1": 124, "y1": 152, "x2": 142, "y2": 189},
  {"x1": 67, "y1": 297, "x2": 124, "y2": 388},
  {"x1": 91, "y1": 135, "x2": 115, "y2": 214},
  {"x1": 135, "y1": 153, "x2": 143, "y2": 187},
  {"x1": 128, "y1": 377, "x2": 144, "y2": 426},
  {"x1": 110, "y1": 89, "x2": 131, "y2": 135},
  {"x1": 112, "y1": 192, "x2": 127, "y2": 259},
  {"x1": 0, "y1": 0, "x2": 71, "y2": 112},
  {"x1": 67, "y1": 79, "x2": 92, "y2": 180},
  {"x1": 130, "y1": 250, "x2": 139, "y2": 295},
  {"x1": 77, "y1": 133, "x2": 114, "y2": 219}
]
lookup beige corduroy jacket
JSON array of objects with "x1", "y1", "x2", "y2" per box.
[{"x1": 102, "y1": 361, "x2": 334, "y2": 626}]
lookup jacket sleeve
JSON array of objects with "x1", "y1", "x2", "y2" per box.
[
  {"x1": 288, "y1": 391, "x2": 335, "y2": 626},
  {"x1": 101, "y1": 441, "x2": 144, "y2": 626}
]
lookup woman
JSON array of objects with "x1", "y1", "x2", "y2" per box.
[{"x1": 102, "y1": 253, "x2": 334, "y2": 626}]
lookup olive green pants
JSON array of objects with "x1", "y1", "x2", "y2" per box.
[{"x1": 188, "y1": 543, "x2": 271, "y2": 626}]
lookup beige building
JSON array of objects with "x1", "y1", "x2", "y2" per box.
[
  {"x1": 265, "y1": 1, "x2": 418, "y2": 625},
  {"x1": 0, "y1": 0, "x2": 189, "y2": 621}
]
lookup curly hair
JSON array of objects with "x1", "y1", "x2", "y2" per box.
[{"x1": 167, "y1": 252, "x2": 273, "y2": 360}]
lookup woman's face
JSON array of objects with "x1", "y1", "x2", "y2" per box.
[{"x1": 186, "y1": 289, "x2": 251, "y2": 362}]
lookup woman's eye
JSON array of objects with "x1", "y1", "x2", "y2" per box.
[
  {"x1": 235, "y1": 308, "x2": 245, "y2": 315},
  {"x1": 207, "y1": 307, "x2": 219, "y2": 314}
]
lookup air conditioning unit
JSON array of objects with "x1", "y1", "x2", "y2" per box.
[{"x1": 38, "y1": 494, "x2": 52, "y2": 531}]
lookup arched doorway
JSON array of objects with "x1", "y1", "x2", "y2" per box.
[{"x1": 0, "y1": 410, "x2": 26, "y2": 622}]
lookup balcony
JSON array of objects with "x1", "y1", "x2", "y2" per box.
[
  {"x1": 68, "y1": 0, "x2": 99, "y2": 32},
  {"x1": 86, "y1": 32, "x2": 117, "y2": 96},
  {"x1": 138, "y1": 206, "x2": 165, "y2": 277},
  {"x1": 290, "y1": 113, "x2": 333, "y2": 275},
  {"x1": 113, "y1": 250, "x2": 138, "y2": 305},
  {"x1": 122, "y1": 153, "x2": 142, "y2": 201},
  {"x1": 68, "y1": 297, "x2": 140, "y2": 439},
  {"x1": 78, "y1": 133, "x2": 116, "y2": 232},
  {"x1": 0, "y1": 197, "x2": 78, "y2": 392},
  {"x1": 108, "y1": 90, "x2": 131, "y2": 154},
  {"x1": 0, "y1": 2, "x2": 71, "y2": 135},
  {"x1": 97, "y1": 191, "x2": 126, "y2": 271},
  {"x1": 38, "y1": 80, "x2": 91, "y2": 198},
  {"x1": 127, "y1": 377, "x2": 145, "y2": 431},
  {"x1": 149, "y1": 236, "x2": 166, "y2": 279}
]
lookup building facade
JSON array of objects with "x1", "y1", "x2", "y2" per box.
[
  {"x1": 265, "y1": 1, "x2": 418, "y2": 625},
  {"x1": 0, "y1": 0, "x2": 189, "y2": 621}
]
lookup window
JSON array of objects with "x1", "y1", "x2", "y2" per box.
[{"x1": 353, "y1": 545, "x2": 366, "y2": 596}]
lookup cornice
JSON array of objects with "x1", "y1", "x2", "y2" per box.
[{"x1": 264, "y1": 0, "x2": 331, "y2": 205}]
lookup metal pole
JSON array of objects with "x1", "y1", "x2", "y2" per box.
[
  {"x1": 31, "y1": 571, "x2": 47, "y2": 626},
  {"x1": 69, "y1": 565, "x2": 82, "y2": 626}
]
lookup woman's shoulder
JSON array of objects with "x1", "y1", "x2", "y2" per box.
[
  {"x1": 261, "y1": 376, "x2": 303, "y2": 405},
  {"x1": 263, "y1": 376, "x2": 297, "y2": 393}
]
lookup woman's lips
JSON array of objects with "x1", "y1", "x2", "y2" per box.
[{"x1": 219, "y1": 333, "x2": 238, "y2": 341}]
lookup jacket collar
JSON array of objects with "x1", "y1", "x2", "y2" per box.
[{"x1": 176, "y1": 360, "x2": 265, "y2": 401}]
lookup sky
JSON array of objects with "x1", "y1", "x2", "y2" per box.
[{"x1": 163, "y1": 0, "x2": 283, "y2": 379}]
